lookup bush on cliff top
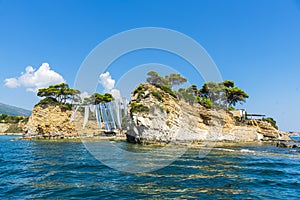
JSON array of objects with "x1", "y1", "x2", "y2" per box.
[
  {"x1": 263, "y1": 117, "x2": 278, "y2": 130},
  {"x1": 37, "y1": 83, "x2": 80, "y2": 104},
  {"x1": 151, "y1": 91, "x2": 163, "y2": 102},
  {"x1": 36, "y1": 97, "x2": 72, "y2": 110},
  {"x1": 153, "y1": 84, "x2": 177, "y2": 98}
]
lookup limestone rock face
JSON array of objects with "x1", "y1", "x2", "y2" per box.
[
  {"x1": 0, "y1": 121, "x2": 26, "y2": 134},
  {"x1": 0, "y1": 124, "x2": 10, "y2": 133},
  {"x1": 24, "y1": 104, "x2": 99, "y2": 139},
  {"x1": 126, "y1": 83, "x2": 291, "y2": 144}
]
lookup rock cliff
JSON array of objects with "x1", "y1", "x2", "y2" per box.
[
  {"x1": 0, "y1": 123, "x2": 10, "y2": 133},
  {"x1": 126, "y1": 83, "x2": 291, "y2": 144},
  {"x1": 24, "y1": 103, "x2": 100, "y2": 139},
  {"x1": 0, "y1": 122, "x2": 26, "y2": 134}
]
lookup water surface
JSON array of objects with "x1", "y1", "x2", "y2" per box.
[{"x1": 1, "y1": 135, "x2": 299, "y2": 199}]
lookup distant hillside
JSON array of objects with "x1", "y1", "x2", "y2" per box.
[{"x1": 0, "y1": 102, "x2": 31, "y2": 117}]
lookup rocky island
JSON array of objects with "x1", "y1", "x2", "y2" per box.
[
  {"x1": 11, "y1": 72, "x2": 292, "y2": 145},
  {"x1": 126, "y1": 83, "x2": 290, "y2": 144}
]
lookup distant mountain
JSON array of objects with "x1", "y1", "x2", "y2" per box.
[{"x1": 0, "y1": 102, "x2": 32, "y2": 117}]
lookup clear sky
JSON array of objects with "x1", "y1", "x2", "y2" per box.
[{"x1": 1, "y1": 0, "x2": 300, "y2": 132}]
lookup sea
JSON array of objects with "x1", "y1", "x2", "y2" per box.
[{"x1": 1, "y1": 135, "x2": 300, "y2": 199}]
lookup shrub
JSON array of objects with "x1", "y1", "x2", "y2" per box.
[
  {"x1": 151, "y1": 91, "x2": 163, "y2": 102},
  {"x1": 154, "y1": 84, "x2": 177, "y2": 98},
  {"x1": 197, "y1": 96, "x2": 212, "y2": 109},
  {"x1": 0, "y1": 114, "x2": 27, "y2": 124},
  {"x1": 37, "y1": 97, "x2": 59, "y2": 106},
  {"x1": 133, "y1": 84, "x2": 150, "y2": 103},
  {"x1": 130, "y1": 102, "x2": 150, "y2": 114},
  {"x1": 36, "y1": 97, "x2": 72, "y2": 110},
  {"x1": 166, "y1": 120, "x2": 171, "y2": 127},
  {"x1": 228, "y1": 106, "x2": 235, "y2": 111},
  {"x1": 133, "y1": 84, "x2": 149, "y2": 95},
  {"x1": 263, "y1": 117, "x2": 278, "y2": 130},
  {"x1": 178, "y1": 90, "x2": 195, "y2": 104}
]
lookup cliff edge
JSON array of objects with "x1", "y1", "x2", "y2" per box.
[
  {"x1": 126, "y1": 83, "x2": 291, "y2": 144},
  {"x1": 24, "y1": 100, "x2": 100, "y2": 139}
]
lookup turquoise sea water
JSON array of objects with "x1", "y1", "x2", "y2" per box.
[{"x1": 1, "y1": 135, "x2": 300, "y2": 199}]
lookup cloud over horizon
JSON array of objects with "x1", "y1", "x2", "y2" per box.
[
  {"x1": 4, "y1": 63, "x2": 65, "y2": 92},
  {"x1": 99, "y1": 72, "x2": 121, "y2": 100}
]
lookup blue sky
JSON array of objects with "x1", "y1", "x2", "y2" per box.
[{"x1": 1, "y1": 0, "x2": 300, "y2": 131}]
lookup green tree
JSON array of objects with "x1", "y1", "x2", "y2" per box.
[
  {"x1": 198, "y1": 80, "x2": 249, "y2": 109},
  {"x1": 199, "y1": 81, "x2": 223, "y2": 103},
  {"x1": 86, "y1": 93, "x2": 113, "y2": 104},
  {"x1": 196, "y1": 96, "x2": 213, "y2": 109},
  {"x1": 165, "y1": 73, "x2": 187, "y2": 89},
  {"x1": 0, "y1": 114, "x2": 9, "y2": 122},
  {"x1": 188, "y1": 84, "x2": 198, "y2": 96},
  {"x1": 225, "y1": 86, "x2": 249, "y2": 108},
  {"x1": 146, "y1": 71, "x2": 167, "y2": 85},
  {"x1": 263, "y1": 117, "x2": 278, "y2": 130},
  {"x1": 178, "y1": 88, "x2": 195, "y2": 104},
  {"x1": 146, "y1": 71, "x2": 187, "y2": 89},
  {"x1": 37, "y1": 83, "x2": 80, "y2": 104},
  {"x1": 223, "y1": 80, "x2": 234, "y2": 88}
]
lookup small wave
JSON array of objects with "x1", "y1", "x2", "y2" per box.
[
  {"x1": 240, "y1": 149, "x2": 255, "y2": 153},
  {"x1": 214, "y1": 148, "x2": 235, "y2": 152}
]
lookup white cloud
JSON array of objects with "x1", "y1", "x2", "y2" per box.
[
  {"x1": 99, "y1": 72, "x2": 122, "y2": 100},
  {"x1": 99, "y1": 72, "x2": 115, "y2": 91},
  {"x1": 4, "y1": 78, "x2": 20, "y2": 88},
  {"x1": 4, "y1": 63, "x2": 65, "y2": 92}
]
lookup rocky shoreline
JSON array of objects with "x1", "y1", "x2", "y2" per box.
[{"x1": 7, "y1": 83, "x2": 293, "y2": 147}]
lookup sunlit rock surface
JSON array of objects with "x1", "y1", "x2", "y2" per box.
[{"x1": 126, "y1": 83, "x2": 291, "y2": 144}]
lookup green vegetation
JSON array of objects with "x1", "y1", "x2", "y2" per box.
[
  {"x1": 133, "y1": 84, "x2": 150, "y2": 103},
  {"x1": 146, "y1": 71, "x2": 168, "y2": 86},
  {"x1": 0, "y1": 113, "x2": 27, "y2": 124},
  {"x1": 151, "y1": 91, "x2": 163, "y2": 102},
  {"x1": 130, "y1": 102, "x2": 150, "y2": 114},
  {"x1": 37, "y1": 83, "x2": 80, "y2": 104},
  {"x1": 36, "y1": 97, "x2": 72, "y2": 110},
  {"x1": 196, "y1": 96, "x2": 213, "y2": 109},
  {"x1": 146, "y1": 71, "x2": 187, "y2": 89},
  {"x1": 199, "y1": 80, "x2": 249, "y2": 109},
  {"x1": 178, "y1": 88, "x2": 196, "y2": 104},
  {"x1": 84, "y1": 93, "x2": 113, "y2": 105},
  {"x1": 145, "y1": 71, "x2": 249, "y2": 111},
  {"x1": 153, "y1": 84, "x2": 177, "y2": 98},
  {"x1": 166, "y1": 120, "x2": 171, "y2": 127},
  {"x1": 36, "y1": 83, "x2": 113, "y2": 109},
  {"x1": 263, "y1": 117, "x2": 278, "y2": 130},
  {"x1": 134, "y1": 84, "x2": 149, "y2": 94}
]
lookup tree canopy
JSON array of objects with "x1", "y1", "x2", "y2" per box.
[
  {"x1": 37, "y1": 83, "x2": 115, "y2": 106},
  {"x1": 145, "y1": 71, "x2": 249, "y2": 110},
  {"x1": 146, "y1": 71, "x2": 187, "y2": 89},
  {"x1": 85, "y1": 93, "x2": 113, "y2": 105},
  {"x1": 146, "y1": 71, "x2": 166, "y2": 85},
  {"x1": 37, "y1": 83, "x2": 81, "y2": 104},
  {"x1": 198, "y1": 80, "x2": 249, "y2": 109},
  {"x1": 225, "y1": 86, "x2": 249, "y2": 107}
]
